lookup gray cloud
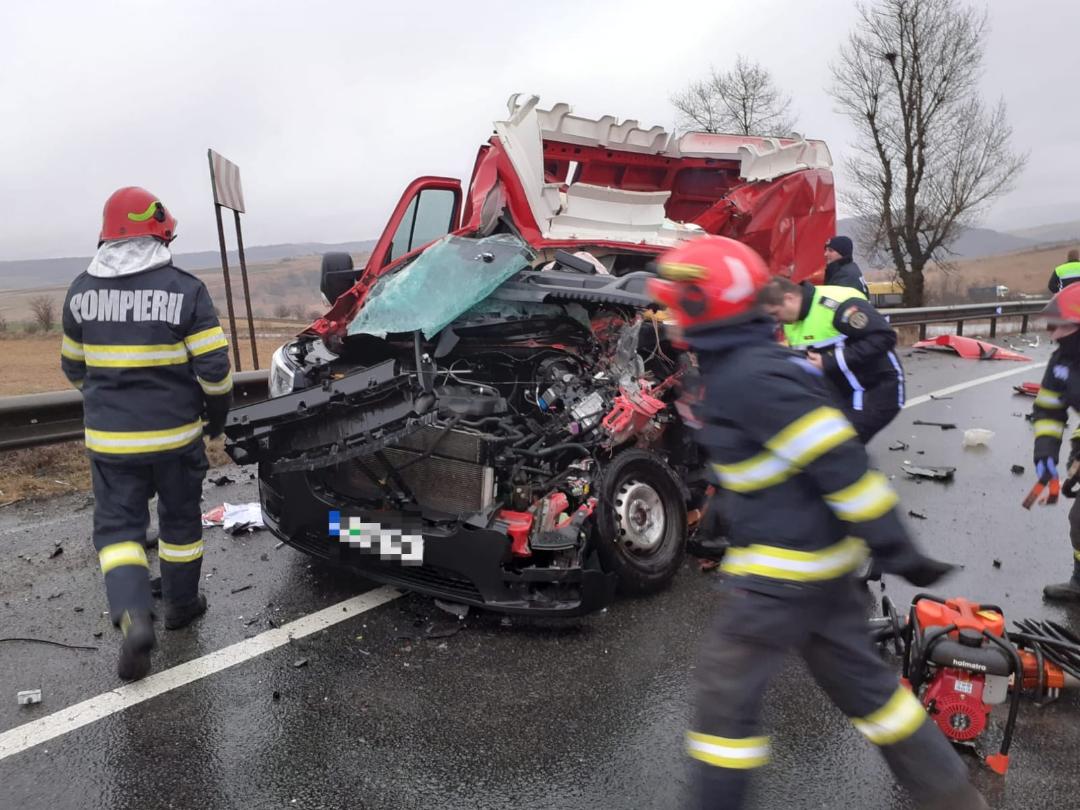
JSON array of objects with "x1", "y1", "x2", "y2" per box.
[{"x1": 0, "y1": 0, "x2": 1074, "y2": 261}]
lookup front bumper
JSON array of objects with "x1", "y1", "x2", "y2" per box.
[{"x1": 259, "y1": 467, "x2": 616, "y2": 617}]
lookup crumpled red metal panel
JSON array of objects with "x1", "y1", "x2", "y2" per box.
[{"x1": 912, "y1": 335, "x2": 1031, "y2": 361}]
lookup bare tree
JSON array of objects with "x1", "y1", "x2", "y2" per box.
[
  {"x1": 274, "y1": 303, "x2": 291, "y2": 319},
  {"x1": 830, "y1": 0, "x2": 1026, "y2": 306},
  {"x1": 672, "y1": 55, "x2": 797, "y2": 136},
  {"x1": 29, "y1": 296, "x2": 56, "y2": 332}
]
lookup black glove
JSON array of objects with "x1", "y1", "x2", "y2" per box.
[{"x1": 900, "y1": 555, "x2": 955, "y2": 588}]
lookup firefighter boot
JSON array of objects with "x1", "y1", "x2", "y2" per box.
[
  {"x1": 1042, "y1": 556, "x2": 1080, "y2": 602},
  {"x1": 117, "y1": 610, "x2": 156, "y2": 681},
  {"x1": 164, "y1": 594, "x2": 208, "y2": 630}
]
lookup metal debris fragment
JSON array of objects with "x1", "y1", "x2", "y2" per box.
[
  {"x1": 17, "y1": 689, "x2": 42, "y2": 706},
  {"x1": 913, "y1": 419, "x2": 957, "y2": 431},
  {"x1": 901, "y1": 463, "x2": 956, "y2": 482},
  {"x1": 434, "y1": 599, "x2": 470, "y2": 620},
  {"x1": 292, "y1": 658, "x2": 309, "y2": 669},
  {"x1": 1011, "y1": 465, "x2": 1026, "y2": 475},
  {"x1": 888, "y1": 441, "x2": 909, "y2": 452},
  {"x1": 908, "y1": 510, "x2": 928, "y2": 520},
  {"x1": 230, "y1": 584, "x2": 254, "y2": 595}
]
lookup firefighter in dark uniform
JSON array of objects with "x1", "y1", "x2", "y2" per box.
[
  {"x1": 823, "y1": 235, "x2": 869, "y2": 295},
  {"x1": 1029, "y1": 284, "x2": 1080, "y2": 601},
  {"x1": 759, "y1": 277, "x2": 905, "y2": 443},
  {"x1": 61, "y1": 187, "x2": 232, "y2": 680},
  {"x1": 646, "y1": 237, "x2": 986, "y2": 810}
]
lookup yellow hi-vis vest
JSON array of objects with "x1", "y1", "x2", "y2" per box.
[
  {"x1": 783, "y1": 285, "x2": 868, "y2": 349},
  {"x1": 1054, "y1": 261, "x2": 1080, "y2": 286}
]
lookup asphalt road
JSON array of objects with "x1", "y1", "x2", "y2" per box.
[{"x1": 2, "y1": 336, "x2": 1079, "y2": 810}]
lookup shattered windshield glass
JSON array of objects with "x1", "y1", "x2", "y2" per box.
[{"x1": 348, "y1": 234, "x2": 536, "y2": 339}]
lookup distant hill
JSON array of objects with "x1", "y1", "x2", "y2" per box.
[
  {"x1": 1006, "y1": 220, "x2": 1080, "y2": 246},
  {"x1": 835, "y1": 218, "x2": 1040, "y2": 263},
  {"x1": 0, "y1": 240, "x2": 376, "y2": 291}
]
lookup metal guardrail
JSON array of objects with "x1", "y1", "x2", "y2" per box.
[
  {"x1": 881, "y1": 299, "x2": 1049, "y2": 340},
  {"x1": 0, "y1": 299, "x2": 1053, "y2": 453},
  {"x1": 0, "y1": 370, "x2": 268, "y2": 452}
]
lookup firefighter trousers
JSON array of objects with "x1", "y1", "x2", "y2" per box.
[
  {"x1": 688, "y1": 575, "x2": 982, "y2": 810},
  {"x1": 90, "y1": 442, "x2": 208, "y2": 624}
]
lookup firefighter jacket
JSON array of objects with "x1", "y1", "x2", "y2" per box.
[
  {"x1": 825, "y1": 257, "x2": 869, "y2": 296},
  {"x1": 61, "y1": 255, "x2": 232, "y2": 462},
  {"x1": 1031, "y1": 344, "x2": 1080, "y2": 464},
  {"x1": 688, "y1": 318, "x2": 921, "y2": 593},
  {"x1": 785, "y1": 285, "x2": 904, "y2": 412},
  {"x1": 1048, "y1": 261, "x2": 1080, "y2": 294}
]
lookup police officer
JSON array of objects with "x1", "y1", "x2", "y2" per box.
[
  {"x1": 1048, "y1": 248, "x2": 1080, "y2": 294},
  {"x1": 646, "y1": 237, "x2": 985, "y2": 810},
  {"x1": 823, "y1": 235, "x2": 869, "y2": 295},
  {"x1": 61, "y1": 187, "x2": 232, "y2": 680},
  {"x1": 1029, "y1": 284, "x2": 1080, "y2": 601},
  {"x1": 759, "y1": 277, "x2": 904, "y2": 443}
]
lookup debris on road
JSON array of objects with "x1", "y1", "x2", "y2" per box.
[
  {"x1": 434, "y1": 599, "x2": 470, "y2": 620},
  {"x1": 17, "y1": 689, "x2": 42, "y2": 706},
  {"x1": 292, "y1": 658, "x2": 309, "y2": 669},
  {"x1": 888, "y1": 440, "x2": 909, "y2": 451},
  {"x1": 962, "y1": 428, "x2": 995, "y2": 448},
  {"x1": 993, "y1": 559, "x2": 1003, "y2": 569},
  {"x1": 1014, "y1": 382, "x2": 1040, "y2": 397},
  {"x1": 49, "y1": 544, "x2": 63, "y2": 559},
  {"x1": 913, "y1": 419, "x2": 958, "y2": 431},
  {"x1": 908, "y1": 510, "x2": 928, "y2": 520},
  {"x1": 901, "y1": 463, "x2": 956, "y2": 482},
  {"x1": 209, "y1": 475, "x2": 235, "y2": 487},
  {"x1": 0, "y1": 636, "x2": 98, "y2": 651},
  {"x1": 202, "y1": 502, "x2": 265, "y2": 534},
  {"x1": 92, "y1": 631, "x2": 103, "y2": 639},
  {"x1": 424, "y1": 622, "x2": 464, "y2": 640},
  {"x1": 929, "y1": 394, "x2": 953, "y2": 401},
  {"x1": 911, "y1": 334, "x2": 1032, "y2": 361},
  {"x1": 230, "y1": 585, "x2": 254, "y2": 595},
  {"x1": 1011, "y1": 465, "x2": 1026, "y2": 475}
]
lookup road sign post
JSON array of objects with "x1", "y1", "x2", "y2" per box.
[{"x1": 207, "y1": 149, "x2": 258, "y2": 369}]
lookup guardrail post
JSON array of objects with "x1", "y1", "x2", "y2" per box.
[
  {"x1": 956, "y1": 320, "x2": 964, "y2": 336},
  {"x1": 919, "y1": 323, "x2": 927, "y2": 341},
  {"x1": 990, "y1": 317, "x2": 997, "y2": 338},
  {"x1": 1021, "y1": 314, "x2": 1029, "y2": 334}
]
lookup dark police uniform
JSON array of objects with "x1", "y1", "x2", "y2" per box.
[
  {"x1": 61, "y1": 264, "x2": 231, "y2": 624},
  {"x1": 786, "y1": 284, "x2": 904, "y2": 443},
  {"x1": 825, "y1": 255, "x2": 869, "y2": 296},
  {"x1": 1030, "y1": 352, "x2": 1080, "y2": 598},
  {"x1": 685, "y1": 320, "x2": 980, "y2": 810}
]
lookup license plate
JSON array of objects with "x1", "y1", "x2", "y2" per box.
[{"x1": 329, "y1": 511, "x2": 424, "y2": 565}]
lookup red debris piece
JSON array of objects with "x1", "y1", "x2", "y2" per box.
[
  {"x1": 912, "y1": 334, "x2": 1031, "y2": 361},
  {"x1": 1013, "y1": 382, "x2": 1040, "y2": 397}
]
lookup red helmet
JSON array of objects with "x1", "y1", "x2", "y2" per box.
[
  {"x1": 647, "y1": 236, "x2": 770, "y2": 330},
  {"x1": 99, "y1": 187, "x2": 177, "y2": 245},
  {"x1": 1044, "y1": 285, "x2": 1080, "y2": 325}
]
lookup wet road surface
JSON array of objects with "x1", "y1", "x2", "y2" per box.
[{"x1": 2, "y1": 338, "x2": 1079, "y2": 810}]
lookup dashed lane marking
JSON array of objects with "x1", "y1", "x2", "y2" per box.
[{"x1": 0, "y1": 585, "x2": 401, "y2": 762}]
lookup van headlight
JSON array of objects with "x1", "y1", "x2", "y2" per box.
[{"x1": 268, "y1": 345, "x2": 298, "y2": 398}]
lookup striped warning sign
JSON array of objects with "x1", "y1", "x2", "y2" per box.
[{"x1": 207, "y1": 149, "x2": 246, "y2": 212}]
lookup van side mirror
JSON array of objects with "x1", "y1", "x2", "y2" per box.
[{"x1": 320, "y1": 252, "x2": 357, "y2": 304}]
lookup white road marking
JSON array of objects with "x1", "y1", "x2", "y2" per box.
[
  {"x1": 0, "y1": 585, "x2": 401, "y2": 762},
  {"x1": 904, "y1": 361, "x2": 1046, "y2": 409}
]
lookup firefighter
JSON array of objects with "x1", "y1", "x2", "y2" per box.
[
  {"x1": 647, "y1": 237, "x2": 986, "y2": 810},
  {"x1": 823, "y1": 235, "x2": 869, "y2": 295},
  {"x1": 1030, "y1": 284, "x2": 1080, "y2": 601},
  {"x1": 1048, "y1": 248, "x2": 1080, "y2": 294},
  {"x1": 759, "y1": 276, "x2": 904, "y2": 443},
  {"x1": 61, "y1": 187, "x2": 232, "y2": 681}
]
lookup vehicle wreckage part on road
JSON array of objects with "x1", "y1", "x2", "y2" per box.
[{"x1": 912, "y1": 335, "x2": 1032, "y2": 361}]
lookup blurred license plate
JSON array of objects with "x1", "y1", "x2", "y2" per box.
[{"x1": 329, "y1": 511, "x2": 424, "y2": 565}]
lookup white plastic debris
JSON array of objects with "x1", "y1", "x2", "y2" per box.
[
  {"x1": 202, "y1": 502, "x2": 265, "y2": 533},
  {"x1": 17, "y1": 689, "x2": 42, "y2": 706},
  {"x1": 962, "y1": 428, "x2": 995, "y2": 448}
]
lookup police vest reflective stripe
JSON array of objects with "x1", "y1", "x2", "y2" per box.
[
  {"x1": 1055, "y1": 262, "x2": 1080, "y2": 282},
  {"x1": 783, "y1": 285, "x2": 868, "y2": 349}
]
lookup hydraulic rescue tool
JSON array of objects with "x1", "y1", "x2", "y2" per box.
[{"x1": 872, "y1": 594, "x2": 1080, "y2": 775}]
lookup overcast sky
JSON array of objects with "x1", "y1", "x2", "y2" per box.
[{"x1": 1, "y1": 0, "x2": 1076, "y2": 261}]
